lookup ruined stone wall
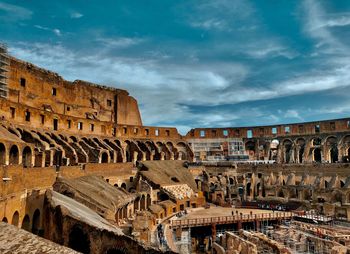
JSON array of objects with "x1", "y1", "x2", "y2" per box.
[
  {"x1": 6, "y1": 57, "x2": 142, "y2": 127},
  {"x1": 186, "y1": 118, "x2": 350, "y2": 139}
]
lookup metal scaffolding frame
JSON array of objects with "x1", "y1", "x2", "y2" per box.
[{"x1": 0, "y1": 43, "x2": 9, "y2": 98}]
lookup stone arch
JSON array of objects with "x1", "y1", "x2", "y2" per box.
[
  {"x1": 167, "y1": 141, "x2": 178, "y2": 159},
  {"x1": 176, "y1": 142, "x2": 193, "y2": 161},
  {"x1": 11, "y1": 211, "x2": 19, "y2": 226},
  {"x1": 124, "y1": 140, "x2": 141, "y2": 162},
  {"x1": 295, "y1": 138, "x2": 305, "y2": 163},
  {"x1": 156, "y1": 142, "x2": 171, "y2": 160},
  {"x1": 0, "y1": 142, "x2": 6, "y2": 165},
  {"x1": 282, "y1": 139, "x2": 293, "y2": 163},
  {"x1": 246, "y1": 182, "x2": 251, "y2": 197},
  {"x1": 140, "y1": 195, "x2": 146, "y2": 210},
  {"x1": 68, "y1": 224, "x2": 90, "y2": 254},
  {"x1": 312, "y1": 137, "x2": 322, "y2": 146},
  {"x1": 245, "y1": 141, "x2": 256, "y2": 160},
  {"x1": 21, "y1": 214, "x2": 30, "y2": 231},
  {"x1": 2, "y1": 217, "x2": 8, "y2": 223},
  {"x1": 313, "y1": 148, "x2": 322, "y2": 162},
  {"x1": 101, "y1": 151, "x2": 109, "y2": 163},
  {"x1": 147, "y1": 194, "x2": 151, "y2": 207},
  {"x1": 325, "y1": 136, "x2": 338, "y2": 163},
  {"x1": 70, "y1": 136, "x2": 78, "y2": 143},
  {"x1": 137, "y1": 141, "x2": 151, "y2": 161},
  {"x1": 32, "y1": 209, "x2": 41, "y2": 235},
  {"x1": 34, "y1": 148, "x2": 43, "y2": 167},
  {"x1": 103, "y1": 139, "x2": 124, "y2": 162},
  {"x1": 22, "y1": 146, "x2": 32, "y2": 168},
  {"x1": 9, "y1": 145, "x2": 20, "y2": 165}
]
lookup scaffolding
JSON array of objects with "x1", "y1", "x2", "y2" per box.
[{"x1": 0, "y1": 43, "x2": 9, "y2": 98}]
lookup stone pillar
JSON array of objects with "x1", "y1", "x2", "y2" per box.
[
  {"x1": 211, "y1": 223, "x2": 216, "y2": 239},
  {"x1": 160, "y1": 152, "x2": 165, "y2": 161}
]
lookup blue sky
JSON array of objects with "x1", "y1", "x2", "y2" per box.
[{"x1": 1, "y1": 0, "x2": 350, "y2": 134}]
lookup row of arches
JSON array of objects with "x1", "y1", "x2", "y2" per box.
[
  {"x1": 0, "y1": 143, "x2": 33, "y2": 167},
  {"x1": 244, "y1": 134, "x2": 350, "y2": 163},
  {"x1": 2, "y1": 125, "x2": 194, "y2": 167},
  {"x1": 2, "y1": 209, "x2": 41, "y2": 235}
]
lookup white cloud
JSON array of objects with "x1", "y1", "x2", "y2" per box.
[
  {"x1": 95, "y1": 37, "x2": 145, "y2": 48},
  {"x1": 8, "y1": 38, "x2": 350, "y2": 133},
  {"x1": 70, "y1": 12, "x2": 83, "y2": 19},
  {"x1": 34, "y1": 25, "x2": 62, "y2": 36},
  {"x1": 0, "y1": 2, "x2": 32, "y2": 21}
]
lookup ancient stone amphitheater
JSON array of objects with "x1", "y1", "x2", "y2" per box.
[{"x1": 1, "y1": 44, "x2": 350, "y2": 254}]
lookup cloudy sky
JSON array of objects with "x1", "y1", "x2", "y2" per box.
[{"x1": 1, "y1": 0, "x2": 350, "y2": 134}]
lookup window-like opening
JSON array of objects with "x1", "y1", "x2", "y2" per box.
[
  {"x1": 107, "y1": 99, "x2": 112, "y2": 107},
  {"x1": 145, "y1": 129, "x2": 149, "y2": 135},
  {"x1": 40, "y1": 114, "x2": 45, "y2": 124},
  {"x1": 171, "y1": 177, "x2": 180, "y2": 182},
  {"x1": 68, "y1": 225, "x2": 90, "y2": 254},
  {"x1": 315, "y1": 124, "x2": 320, "y2": 133},
  {"x1": 155, "y1": 129, "x2": 159, "y2": 136},
  {"x1": 22, "y1": 146, "x2": 32, "y2": 168},
  {"x1": 66, "y1": 106, "x2": 70, "y2": 111},
  {"x1": 314, "y1": 148, "x2": 322, "y2": 162},
  {"x1": 112, "y1": 127, "x2": 116, "y2": 136},
  {"x1": 212, "y1": 130, "x2": 217, "y2": 136},
  {"x1": 166, "y1": 130, "x2": 170, "y2": 136},
  {"x1": 101, "y1": 152, "x2": 108, "y2": 163},
  {"x1": 298, "y1": 125, "x2": 304, "y2": 133},
  {"x1": 272, "y1": 127, "x2": 277, "y2": 134},
  {"x1": 53, "y1": 119, "x2": 58, "y2": 131},
  {"x1": 129, "y1": 177, "x2": 133, "y2": 182},
  {"x1": 20, "y1": 78, "x2": 26, "y2": 87},
  {"x1": 21, "y1": 214, "x2": 30, "y2": 231},
  {"x1": 90, "y1": 124, "x2": 94, "y2": 132},
  {"x1": 247, "y1": 129, "x2": 253, "y2": 138},
  {"x1": 0, "y1": 143, "x2": 6, "y2": 165},
  {"x1": 259, "y1": 128, "x2": 264, "y2": 135},
  {"x1": 11, "y1": 211, "x2": 19, "y2": 226},
  {"x1": 52, "y1": 87, "x2": 57, "y2": 96},
  {"x1": 285, "y1": 126, "x2": 290, "y2": 134},
  {"x1": 32, "y1": 209, "x2": 40, "y2": 235},
  {"x1": 25, "y1": 110, "x2": 30, "y2": 122},
  {"x1": 200, "y1": 130, "x2": 205, "y2": 137},
  {"x1": 9, "y1": 145, "x2": 19, "y2": 165},
  {"x1": 223, "y1": 130, "x2": 228, "y2": 136},
  {"x1": 78, "y1": 122, "x2": 83, "y2": 130},
  {"x1": 101, "y1": 125, "x2": 106, "y2": 134},
  {"x1": 123, "y1": 127, "x2": 127, "y2": 134},
  {"x1": 10, "y1": 107, "x2": 15, "y2": 118},
  {"x1": 330, "y1": 122, "x2": 335, "y2": 130},
  {"x1": 134, "y1": 128, "x2": 138, "y2": 134},
  {"x1": 67, "y1": 120, "x2": 71, "y2": 129}
]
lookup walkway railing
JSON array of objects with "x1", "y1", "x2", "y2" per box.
[{"x1": 171, "y1": 212, "x2": 293, "y2": 228}]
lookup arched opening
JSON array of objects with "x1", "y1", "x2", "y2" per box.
[
  {"x1": 256, "y1": 183, "x2": 260, "y2": 197},
  {"x1": 140, "y1": 195, "x2": 146, "y2": 210},
  {"x1": 34, "y1": 148, "x2": 43, "y2": 167},
  {"x1": 0, "y1": 143, "x2": 6, "y2": 165},
  {"x1": 314, "y1": 148, "x2": 322, "y2": 162},
  {"x1": 158, "y1": 192, "x2": 169, "y2": 201},
  {"x1": 68, "y1": 225, "x2": 90, "y2": 254},
  {"x1": 278, "y1": 190, "x2": 284, "y2": 198},
  {"x1": 229, "y1": 178, "x2": 234, "y2": 185},
  {"x1": 32, "y1": 209, "x2": 40, "y2": 235},
  {"x1": 2, "y1": 217, "x2": 8, "y2": 223},
  {"x1": 21, "y1": 214, "x2": 30, "y2": 231},
  {"x1": 246, "y1": 182, "x2": 251, "y2": 197},
  {"x1": 245, "y1": 141, "x2": 256, "y2": 160},
  {"x1": 330, "y1": 146, "x2": 338, "y2": 163},
  {"x1": 121, "y1": 183, "x2": 126, "y2": 190},
  {"x1": 11, "y1": 211, "x2": 19, "y2": 226},
  {"x1": 114, "y1": 183, "x2": 119, "y2": 187},
  {"x1": 283, "y1": 140, "x2": 293, "y2": 163},
  {"x1": 22, "y1": 146, "x2": 32, "y2": 168},
  {"x1": 101, "y1": 152, "x2": 108, "y2": 163},
  {"x1": 147, "y1": 194, "x2": 151, "y2": 207},
  {"x1": 9, "y1": 145, "x2": 19, "y2": 165}
]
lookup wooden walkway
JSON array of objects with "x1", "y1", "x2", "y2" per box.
[{"x1": 171, "y1": 211, "x2": 293, "y2": 228}]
